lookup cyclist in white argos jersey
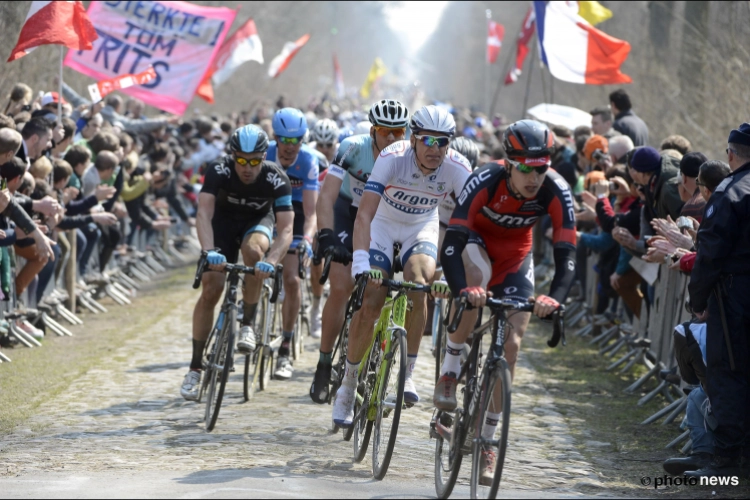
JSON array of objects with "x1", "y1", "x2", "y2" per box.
[
  {"x1": 310, "y1": 100, "x2": 409, "y2": 404},
  {"x1": 332, "y1": 105, "x2": 471, "y2": 427}
]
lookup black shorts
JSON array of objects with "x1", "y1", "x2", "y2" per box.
[
  {"x1": 333, "y1": 195, "x2": 358, "y2": 253},
  {"x1": 213, "y1": 211, "x2": 275, "y2": 264}
]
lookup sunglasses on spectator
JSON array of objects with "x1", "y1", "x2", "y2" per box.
[
  {"x1": 514, "y1": 161, "x2": 550, "y2": 175},
  {"x1": 374, "y1": 126, "x2": 406, "y2": 138},
  {"x1": 234, "y1": 156, "x2": 263, "y2": 167},
  {"x1": 726, "y1": 147, "x2": 736, "y2": 156},
  {"x1": 414, "y1": 134, "x2": 450, "y2": 148},
  {"x1": 278, "y1": 136, "x2": 303, "y2": 145}
]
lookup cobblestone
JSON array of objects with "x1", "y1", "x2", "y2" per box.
[{"x1": 0, "y1": 280, "x2": 607, "y2": 496}]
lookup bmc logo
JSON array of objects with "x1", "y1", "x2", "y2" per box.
[
  {"x1": 482, "y1": 208, "x2": 539, "y2": 228},
  {"x1": 458, "y1": 169, "x2": 492, "y2": 205}
]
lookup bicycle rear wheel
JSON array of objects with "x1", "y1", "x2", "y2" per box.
[
  {"x1": 372, "y1": 329, "x2": 407, "y2": 480},
  {"x1": 433, "y1": 299, "x2": 446, "y2": 384},
  {"x1": 470, "y1": 358, "x2": 512, "y2": 499},
  {"x1": 244, "y1": 288, "x2": 269, "y2": 401},
  {"x1": 204, "y1": 310, "x2": 236, "y2": 432},
  {"x1": 353, "y1": 341, "x2": 378, "y2": 461},
  {"x1": 198, "y1": 326, "x2": 217, "y2": 403}
]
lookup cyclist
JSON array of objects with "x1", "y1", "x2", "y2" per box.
[
  {"x1": 266, "y1": 108, "x2": 320, "y2": 380},
  {"x1": 180, "y1": 125, "x2": 294, "y2": 401},
  {"x1": 311, "y1": 118, "x2": 339, "y2": 165},
  {"x1": 434, "y1": 119, "x2": 577, "y2": 483},
  {"x1": 332, "y1": 105, "x2": 472, "y2": 427},
  {"x1": 310, "y1": 99, "x2": 409, "y2": 404}
]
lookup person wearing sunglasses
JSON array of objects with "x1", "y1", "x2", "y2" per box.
[
  {"x1": 265, "y1": 107, "x2": 320, "y2": 381},
  {"x1": 331, "y1": 105, "x2": 471, "y2": 427},
  {"x1": 310, "y1": 99, "x2": 409, "y2": 404},
  {"x1": 435, "y1": 119, "x2": 577, "y2": 482},
  {"x1": 180, "y1": 124, "x2": 294, "y2": 402},
  {"x1": 311, "y1": 118, "x2": 340, "y2": 165}
]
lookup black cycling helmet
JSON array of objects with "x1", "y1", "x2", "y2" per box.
[
  {"x1": 450, "y1": 137, "x2": 480, "y2": 169},
  {"x1": 503, "y1": 119, "x2": 554, "y2": 165},
  {"x1": 229, "y1": 124, "x2": 269, "y2": 154}
]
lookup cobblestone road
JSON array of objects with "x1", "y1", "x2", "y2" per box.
[{"x1": 0, "y1": 274, "x2": 612, "y2": 498}]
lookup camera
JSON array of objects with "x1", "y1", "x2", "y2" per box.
[{"x1": 609, "y1": 181, "x2": 618, "y2": 191}]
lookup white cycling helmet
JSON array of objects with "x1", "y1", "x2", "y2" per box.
[
  {"x1": 311, "y1": 118, "x2": 339, "y2": 144},
  {"x1": 368, "y1": 99, "x2": 409, "y2": 128},
  {"x1": 410, "y1": 105, "x2": 456, "y2": 136},
  {"x1": 354, "y1": 120, "x2": 372, "y2": 135}
]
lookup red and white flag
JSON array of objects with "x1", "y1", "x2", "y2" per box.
[
  {"x1": 486, "y1": 21, "x2": 505, "y2": 64},
  {"x1": 268, "y1": 34, "x2": 310, "y2": 78},
  {"x1": 210, "y1": 19, "x2": 264, "y2": 87},
  {"x1": 505, "y1": 6, "x2": 536, "y2": 85},
  {"x1": 8, "y1": 1, "x2": 97, "y2": 62},
  {"x1": 88, "y1": 66, "x2": 157, "y2": 103}
]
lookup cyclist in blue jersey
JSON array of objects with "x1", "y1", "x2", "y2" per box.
[
  {"x1": 180, "y1": 125, "x2": 294, "y2": 401},
  {"x1": 266, "y1": 108, "x2": 320, "y2": 380},
  {"x1": 309, "y1": 100, "x2": 411, "y2": 404}
]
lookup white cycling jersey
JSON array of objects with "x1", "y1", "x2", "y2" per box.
[{"x1": 364, "y1": 141, "x2": 471, "y2": 223}]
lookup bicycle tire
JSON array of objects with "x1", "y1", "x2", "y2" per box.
[
  {"x1": 372, "y1": 329, "x2": 407, "y2": 480},
  {"x1": 205, "y1": 309, "x2": 236, "y2": 432},
  {"x1": 434, "y1": 411, "x2": 463, "y2": 499},
  {"x1": 244, "y1": 288, "x2": 269, "y2": 401},
  {"x1": 198, "y1": 326, "x2": 217, "y2": 403},
  {"x1": 353, "y1": 340, "x2": 378, "y2": 460},
  {"x1": 434, "y1": 299, "x2": 446, "y2": 384},
  {"x1": 259, "y1": 345, "x2": 273, "y2": 391},
  {"x1": 470, "y1": 358, "x2": 512, "y2": 499}
]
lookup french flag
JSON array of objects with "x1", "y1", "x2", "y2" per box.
[{"x1": 534, "y1": 1, "x2": 631, "y2": 85}]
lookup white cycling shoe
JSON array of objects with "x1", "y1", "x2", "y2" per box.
[
  {"x1": 404, "y1": 376, "x2": 419, "y2": 405},
  {"x1": 274, "y1": 356, "x2": 294, "y2": 380},
  {"x1": 310, "y1": 313, "x2": 322, "y2": 339},
  {"x1": 180, "y1": 370, "x2": 201, "y2": 401},
  {"x1": 332, "y1": 385, "x2": 356, "y2": 428},
  {"x1": 236, "y1": 325, "x2": 256, "y2": 354}
]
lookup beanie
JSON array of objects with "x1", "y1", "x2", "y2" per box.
[
  {"x1": 630, "y1": 146, "x2": 661, "y2": 173},
  {"x1": 728, "y1": 123, "x2": 750, "y2": 147},
  {"x1": 679, "y1": 151, "x2": 708, "y2": 178}
]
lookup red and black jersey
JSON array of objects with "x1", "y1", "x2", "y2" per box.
[{"x1": 441, "y1": 160, "x2": 577, "y2": 303}]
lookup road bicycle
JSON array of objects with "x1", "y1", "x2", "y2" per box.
[
  {"x1": 432, "y1": 295, "x2": 448, "y2": 383},
  {"x1": 350, "y1": 275, "x2": 432, "y2": 480},
  {"x1": 292, "y1": 249, "x2": 310, "y2": 361},
  {"x1": 192, "y1": 251, "x2": 282, "y2": 431},
  {"x1": 431, "y1": 295, "x2": 564, "y2": 499}
]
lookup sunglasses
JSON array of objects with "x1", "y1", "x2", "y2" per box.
[
  {"x1": 234, "y1": 156, "x2": 263, "y2": 167},
  {"x1": 318, "y1": 142, "x2": 335, "y2": 148},
  {"x1": 278, "y1": 136, "x2": 304, "y2": 145},
  {"x1": 414, "y1": 134, "x2": 450, "y2": 148},
  {"x1": 514, "y1": 161, "x2": 549, "y2": 175},
  {"x1": 726, "y1": 147, "x2": 736, "y2": 156},
  {"x1": 696, "y1": 180, "x2": 706, "y2": 187},
  {"x1": 374, "y1": 126, "x2": 406, "y2": 138}
]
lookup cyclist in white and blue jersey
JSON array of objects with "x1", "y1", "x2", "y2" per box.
[
  {"x1": 309, "y1": 100, "x2": 409, "y2": 404},
  {"x1": 266, "y1": 108, "x2": 319, "y2": 380},
  {"x1": 332, "y1": 105, "x2": 471, "y2": 427}
]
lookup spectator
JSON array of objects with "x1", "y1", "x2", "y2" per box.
[
  {"x1": 18, "y1": 118, "x2": 52, "y2": 168},
  {"x1": 677, "y1": 152, "x2": 708, "y2": 220},
  {"x1": 583, "y1": 135, "x2": 612, "y2": 172},
  {"x1": 660, "y1": 134, "x2": 692, "y2": 155},
  {"x1": 0, "y1": 128, "x2": 23, "y2": 165},
  {"x1": 686, "y1": 123, "x2": 750, "y2": 477},
  {"x1": 75, "y1": 112, "x2": 103, "y2": 146},
  {"x1": 82, "y1": 150, "x2": 118, "y2": 198},
  {"x1": 609, "y1": 89, "x2": 649, "y2": 146},
  {"x1": 29, "y1": 156, "x2": 52, "y2": 181},
  {"x1": 50, "y1": 117, "x2": 76, "y2": 158},
  {"x1": 0, "y1": 114, "x2": 17, "y2": 131},
  {"x1": 589, "y1": 107, "x2": 621, "y2": 139},
  {"x1": 608, "y1": 135, "x2": 634, "y2": 164},
  {"x1": 4, "y1": 83, "x2": 33, "y2": 116}
]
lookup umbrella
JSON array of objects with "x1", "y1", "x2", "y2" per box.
[{"x1": 526, "y1": 103, "x2": 592, "y2": 131}]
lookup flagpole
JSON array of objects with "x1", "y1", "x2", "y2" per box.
[
  {"x1": 521, "y1": 39, "x2": 537, "y2": 120},
  {"x1": 484, "y1": 9, "x2": 491, "y2": 115},
  {"x1": 58, "y1": 45, "x2": 63, "y2": 120}
]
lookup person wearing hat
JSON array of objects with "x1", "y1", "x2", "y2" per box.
[
  {"x1": 677, "y1": 152, "x2": 708, "y2": 221},
  {"x1": 686, "y1": 123, "x2": 750, "y2": 478},
  {"x1": 583, "y1": 134, "x2": 611, "y2": 172}
]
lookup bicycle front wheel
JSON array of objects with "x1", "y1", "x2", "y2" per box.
[
  {"x1": 372, "y1": 329, "x2": 407, "y2": 480},
  {"x1": 244, "y1": 289, "x2": 269, "y2": 401},
  {"x1": 353, "y1": 340, "x2": 378, "y2": 461},
  {"x1": 434, "y1": 410, "x2": 463, "y2": 499},
  {"x1": 204, "y1": 310, "x2": 236, "y2": 432},
  {"x1": 434, "y1": 299, "x2": 446, "y2": 384},
  {"x1": 470, "y1": 358, "x2": 512, "y2": 499}
]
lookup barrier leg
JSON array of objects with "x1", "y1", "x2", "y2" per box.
[
  {"x1": 607, "y1": 348, "x2": 637, "y2": 371},
  {"x1": 665, "y1": 429, "x2": 690, "y2": 450},
  {"x1": 637, "y1": 379, "x2": 668, "y2": 405},
  {"x1": 640, "y1": 397, "x2": 685, "y2": 425},
  {"x1": 662, "y1": 396, "x2": 688, "y2": 425},
  {"x1": 625, "y1": 360, "x2": 664, "y2": 393}
]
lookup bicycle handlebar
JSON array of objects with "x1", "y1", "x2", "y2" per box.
[
  {"x1": 351, "y1": 274, "x2": 432, "y2": 312},
  {"x1": 448, "y1": 294, "x2": 565, "y2": 347},
  {"x1": 319, "y1": 247, "x2": 353, "y2": 285},
  {"x1": 193, "y1": 251, "x2": 284, "y2": 305}
]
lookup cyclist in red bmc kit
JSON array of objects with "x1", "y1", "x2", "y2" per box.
[{"x1": 434, "y1": 120, "x2": 578, "y2": 411}]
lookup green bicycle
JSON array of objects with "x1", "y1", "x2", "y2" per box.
[{"x1": 350, "y1": 276, "x2": 432, "y2": 480}]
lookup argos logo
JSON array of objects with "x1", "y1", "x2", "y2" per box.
[{"x1": 389, "y1": 189, "x2": 440, "y2": 209}]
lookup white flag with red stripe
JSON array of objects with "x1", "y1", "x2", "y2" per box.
[
  {"x1": 88, "y1": 66, "x2": 157, "y2": 103},
  {"x1": 211, "y1": 19, "x2": 264, "y2": 87},
  {"x1": 7, "y1": 1, "x2": 97, "y2": 62},
  {"x1": 268, "y1": 34, "x2": 310, "y2": 78},
  {"x1": 486, "y1": 21, "x2": 505, "y2": 64}
]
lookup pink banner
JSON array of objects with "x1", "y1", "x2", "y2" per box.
[{"x1": 65, "y1": 1, "x2": 236, "y2": 115}]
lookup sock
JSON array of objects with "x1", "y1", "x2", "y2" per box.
[
  {"x1": 190, "y1": 339, "x2": 206, "y2": 371},
  {"x1": 312, "y1": 295, "x2": 322, "y2": 316},
  {"x1": 319, "y1": 350, "x2": 333, "y2": 365},
  {"x1": 278, "y1": 331, "x2": 293, "y2": 357},
  {"x1": 441, "y1": 339, "x2": 464, "y2": 376},
  {"x1": 407, "y1": 354, "x2": 418, "y2": 379},
  {"x1": 343, "y1": 359, "x2": 360, "y2": 389},
  {"x1": 242, "y1": 302, "x2": 258, "y2": 327},
  {"x1": 482, "y1": 411, "x2": 502, "y2": 440}
]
